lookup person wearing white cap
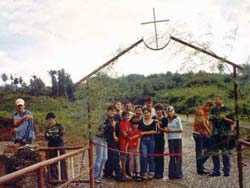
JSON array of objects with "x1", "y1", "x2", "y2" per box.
[
  {"x1": 12, "y1": 98, "x2": 35, "y2": 146},
  {"x1": 159, "y1": 105, "x2": 183, "y2": 179}
]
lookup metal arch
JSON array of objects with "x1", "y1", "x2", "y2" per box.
[{"x1": 142, "y1": 36, "x2": 171, "y2": 51}]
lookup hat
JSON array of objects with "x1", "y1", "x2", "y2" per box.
[
  {"x1": 166, "y1": 105, "x2": 175, "y2": 112},
  {"x1": 15, "y1": 98, "x2": 25, "y2": 106},
  {"x1": 46, "y1": 112, "x2": 56, "y2": 120}
]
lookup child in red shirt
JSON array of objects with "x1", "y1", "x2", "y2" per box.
[
  {"x1": 119, "y1": 111, "x2": 132, "y2": 180},
  {"x1": 126, "y1": 120, "x2": 142, "y2": 181}
]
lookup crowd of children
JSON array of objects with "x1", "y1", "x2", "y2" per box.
[{"x1": 93, "y1": 97, "x2": 183, "y2": 183}]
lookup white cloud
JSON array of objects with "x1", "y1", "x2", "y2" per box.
[{"x1": 0, "y1": 0, "x2": 249, "y2": 85}]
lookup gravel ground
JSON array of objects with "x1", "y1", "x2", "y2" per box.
[
  {"x1": 1, "y1": 117, "x2": 249, "y2": 188},
  {"x1": 65, "y1": 118, "x2": 250, "y2": 188}
]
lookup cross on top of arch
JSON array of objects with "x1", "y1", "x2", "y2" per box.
[{"x1": 141, "y1": 8, "x2": 170, "y2": 49}]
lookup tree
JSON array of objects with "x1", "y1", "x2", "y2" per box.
[
  {"x1": 1, "y1": 73, "x2": 8, "y2": 85},
  {"x1": 217, "y1": 63, "x2": 225, "y2": 74},
  {"x1": 10, "y1": 74, "x2": 13, "y2": 81},
  {"x1": 58, "y1": 69, "x2": 66, "y2": 96},
  {"x1": 18, "y1": 76, "x2": 24, "y2": 87},
  {"x1": 29, "y1": 75, "x2": 46, "y2": 96},
  {"x1": 49, "y1": 70, "x2": 58, "y2": 97},
  {"x1": 65, "y1": 74, "x2": 75, "y2": 101},
  {"x1": 13, "y1": 77, "x2": 19, "y2": 92}
]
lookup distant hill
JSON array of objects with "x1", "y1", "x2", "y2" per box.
[
  {"x1": 1, "y1": 70, "x2": 249, "y2": 137},
  {"x1": 75, "y1": 71, "x2": 250, "y2": 115}
]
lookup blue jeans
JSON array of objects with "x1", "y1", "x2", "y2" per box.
[
  {"x1": 193, "y1": 134, "x2": 211, "y2": 173},
  {"x1": 93, "y1": 136, "x2": 108, "y2": 179},
  {"x1": 140, "y1": 137, "x2": 155, "y2": 176}
]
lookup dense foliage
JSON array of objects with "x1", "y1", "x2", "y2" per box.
[
  {"x1": 1, "y1": 65, "x2": 250, "y2": 137},
  {"x1": 76, "y1": 69, "x2": 250, "y2": 115}
]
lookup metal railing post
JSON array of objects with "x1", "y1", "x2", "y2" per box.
[
  {"x1": 70, "y1": 157, "x2": 75, "y2": 178},
  {"x1": 234, "y1": 67, "x2": 243, "y2": 188},
  {"x1": 57, "y1": 150, "x2": 62, "y2": 181},
  {"x1": 87, "y1": 80, "x2": 95, "y2": 188},
  {"x1": 37, "y1": 168, "x2": 44, "y2": 188}
]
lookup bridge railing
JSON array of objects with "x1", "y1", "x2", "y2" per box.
[
  {"x1": 238, "y1": 139, "x2": 250, "y2": 188},
  {"x1": 0, "y1": 145, "x2": 90, "y2": 188}
]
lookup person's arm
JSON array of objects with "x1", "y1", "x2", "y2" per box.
[
  {"x1": 45, "y1": 126, "x2": 50, "y2": 140},
  {"x1": 128, "y1": 133, "x2": 141, "y2": 140},
  {"x1": 140, "y1": 130, "x2": 156, "y2": 136},
  {"x1": 167, "y1": 117, "x2": 183, "y2": 133},
  {"x1": 163, "y1": 127, "x2": 182, "y2": 133},
  {"x1": 167, "y1": 129, "x2": 183, "y2": 133},
  {"x1": 136, "y1": 137, "x2": 141, "y2": 153},
  {"x1": 13, "y1": 114, "x2": 33, "y2": 127},
  {"x1": 112, "y1": 119, "x2": 119, "y2": 142},
  {"x1": 223, "y1": 116, "x2": 234, "y2": 125},
  {"x1": 121, "y1": 130, "x2": 128, "y2": 138},
  {"x1": 157, "y1": 118, "x2": 169, "y2": 132},
  {"x1": 197, "y1": 116, "x2": 212, "y2": 135},
  {"x1": 209, "y1": 120, "x2": 214, "y2": 133},
  {"x1": 125, "y1": 141, "x2": 129, "y2": 152}
]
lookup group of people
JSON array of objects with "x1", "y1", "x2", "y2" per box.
[
  {"x1": 12, "y1": 98, "x2": 67, "y2": 181},
  {"x1": 94, "y1": 95, "x2": 235, "y2": 183},
  {"x1": 193, "y1": 96, "x2": 235, "y2": 177},
  {"x1": 10, "y1": 95, "x2": 235, "y2": 184},
  {"x1": 93, "y1": 97, "x2": 183, "y2": 182}
]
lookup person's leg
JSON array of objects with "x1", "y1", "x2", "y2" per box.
[
  {"x1": 100, "y1": 140, "x2": 108, "y2": 178},
  {"x1": 48, "y1": 149, "x2": 58, "y2": 180},
  {"x1": 154, "y1": 138, "x2": 164, "y2": 178},
  {"x1": 148, "y1": 140, "x2": 155, "y2": 177},
  {"x1": 128, "y1": 150, "x2": 135, "y2": 176},
  {"x1": 121, "y1": 158, "x2": 126, "y2": 177},
  {"x1": 211, "y1": 155, "x2": 221, "y2": 176},
  {"x1": 168, "y1": 139, "x2": 176, "y2": 179},
  {"x1": 195, "y1": 135, "x2": 210, "y2": 174},
  {"x1": 112, "y1": 143, "x2": 122, "y2": 181},
  {"x1": 194, "y1": 134, "x2": 204, "y2": 174},
  {"x1": 158, "y1": 140, "x2": 165, "y2": 178},
  {"x1": 94, "y1": 137, "x2": 103, "y2": 179},
  {"x1": 60, "y1": 149, "x2": 68, "y2": 180},
  {"x1": 103, "y1": 143, "x2": 114, "y2": 177},
  {"x1": 201, "y1": 136, "x2": 211, "y2": 168},
  {"x1": 174, "y1": 139, "x2": 182, "y2": 178},
  {"x1": 211, "y1": 136, "x2": 221, "y2": 176},
  {"x1": 126, "y1": 154, "x2": 130, "y2": 176},
  {"x1": 154, "y1": 138, "x2": 162, "y2": 177},
  {"x1": 140, "y1": 141, "x2": 148, "y2": 176},
  {"x1": 222, "y1": 153, "x2": 231, "y2": 176},
  {"x1": 135, "y1": 151, "x2": 141, "y2": 176}
]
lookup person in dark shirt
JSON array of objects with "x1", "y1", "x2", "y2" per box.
[
  {"x1": 45, "y1": 112, "x2": 67, "y2": 180},
  {"x1": 152, "y1": 103, "x2": 168, "y2": 179},
  {"x1": 209, "y1": 96, "x2": 235, "y2": 177},
  {"x1": 103, "y1": 105, "x2": 123, "y2": 181},
  {"x1": 139, "y1": 107, "x2": 157, "y2": 180}
]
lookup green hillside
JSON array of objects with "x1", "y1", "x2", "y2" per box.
[{"x1": 1, "y1": 68, "x2": 250, "y2": 138}]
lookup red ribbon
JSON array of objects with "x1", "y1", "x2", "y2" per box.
[{"x1": 92, "y1": 141, "x2": 182, "y2": 157}]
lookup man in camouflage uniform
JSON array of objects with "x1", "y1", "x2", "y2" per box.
[{"x1": 209, "y1": 96, "x2": 235, "y2": 177}]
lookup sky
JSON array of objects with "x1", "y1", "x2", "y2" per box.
[{"x1": 0, "y1": 0, "x2": 250, "y2": 85}]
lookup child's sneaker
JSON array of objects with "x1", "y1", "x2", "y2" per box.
[
  {"x1": 148, "y1": 174, "x2": 154, "y2": 179},
  {"x1": 142, "y1": 175, "x2": 148, "y2": 180},
  {"x1": 95, "y1": 178, "x2": 102, "y2": 184},
  {"x1": 135, "y1": 175, "x2": 142, "y2": 182}
]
